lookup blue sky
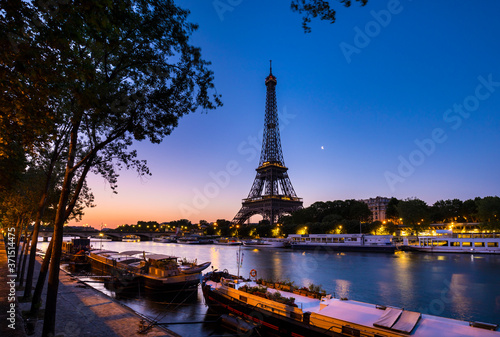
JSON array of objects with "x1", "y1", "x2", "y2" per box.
[{"x1": 70, "y1": 0, "x2": 500, "y2": 228}]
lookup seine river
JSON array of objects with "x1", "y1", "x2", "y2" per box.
[{"x1": 40, "y1": 239, "x2": 500, "y2": 336}]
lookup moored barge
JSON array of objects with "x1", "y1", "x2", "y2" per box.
[
  {"x1": 88, "y1": 250, "x2": 210, "y2": 292},
  {"x1": 202, "y1": 271, "x2": 499, "y2": 337}
]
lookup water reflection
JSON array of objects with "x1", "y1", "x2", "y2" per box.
[{"x1": 38, "y1": 239, "x2": 500, "y2": 336}]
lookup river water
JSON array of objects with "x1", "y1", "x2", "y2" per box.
[{"x1": 40, "y1": 239, "x2": 500, "y2": 336}]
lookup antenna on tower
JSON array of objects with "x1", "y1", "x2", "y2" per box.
[{"x1": 269, "y1": 60, "x2": 272, "y2": 75}]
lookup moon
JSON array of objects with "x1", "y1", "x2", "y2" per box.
[{"x1": 321, "y1": 146, "x2": 324, "y2": 150}]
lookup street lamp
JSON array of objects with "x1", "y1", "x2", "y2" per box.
[{"x1": 99, "y1": 223, "x2": 106, "y2": 249}]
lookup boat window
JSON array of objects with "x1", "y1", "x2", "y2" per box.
[
  {"x1": 462, "y1": 242, "x2": 472, "y2": 247},
  {"x1": 487, "y1": 242, "x2": 499, "y2": 247},
  {"x1": 474, "y1": 242, "x2": 485, "y2": 247},
  {"x1": 450, "y1": 242, "x2": 460, "y2": 246},
  {"x1": 239, "y1": 295, "x2": 247, "y2": 303},
  {"x1": 432, "y1": 240, "x2": 448, "y2": 246}
]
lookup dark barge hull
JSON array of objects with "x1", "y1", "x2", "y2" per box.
[
  {"x1": 202, "y1": 283, "x2": 344, "y2": 337},
  {"x1": 291, "y1": 244, "x2": 396, "y2": 253},
  {"x1": 142, "y1": 276, "x2": 200, "y2": 292},
  {"x1": 87, "y1": 255, "x2": 141, "y2": 290}
]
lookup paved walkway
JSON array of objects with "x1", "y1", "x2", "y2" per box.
[{"x1": 1, "y1": 239, "x2": 180, "y2": 337}]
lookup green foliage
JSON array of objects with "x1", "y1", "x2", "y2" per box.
[
  {"x1": 430, "y1": 199, "x2": 463, "y2": 223},
  {"x1": 169, "y1": 219, "x2": 192, "y2": 229},
  {"x1": 385, "y1": 198, "x2": 400, "y2": 220},
  {"x1": 290, "y1": 0, "x2": 368, "y2": 33},
  {"x1": 476, "y1": 196, "x2": 500, "y2": 223},
  {"x1": 283, "y1": 199, "x2": 371, "y2": 231},
  {"x1": 239, "y1": 285, "x2": 296, "y2": 306},
  {"x1": 396, "y1": 198, "x2": 429, "y2": 226}
]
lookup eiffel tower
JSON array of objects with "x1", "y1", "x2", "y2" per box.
[{"x1": 233, "y1": 62, "x2": 302, "y2": 226}]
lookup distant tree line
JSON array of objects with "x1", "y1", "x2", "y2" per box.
[
  {"x1": 387, "y1": 196, "x2": 500, "y2": 232},
  {"x1": 278, "y1": 199, "x2": 380, "y2": 235}
]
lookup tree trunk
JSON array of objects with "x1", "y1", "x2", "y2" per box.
[
  {"x1": 24, "y1": 140, "x2": 60, "y2": 301},
  {"x1": 24, "y1": 191, "x2": 50, "y2": 300},
  {"x1": 18, "y1": 230, "x2": 32, "y2": 287},
  {"x1": 15, "y1": 218, "x2": 25, "y2": 274},
  {"x1": 42, "y1": 122, "x2": 79, "y2": 337},
  {"x1": 29, "y1": 237, "x2": 53, "y2": 317}
]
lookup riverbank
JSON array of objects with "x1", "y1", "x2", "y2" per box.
[{"x1": 1, "y1": 240, "x2": 180, "y2": 337}]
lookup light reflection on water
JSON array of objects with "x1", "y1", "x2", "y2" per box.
[{"x1": 38, "y1": 239, "x2": 500, "y2": 336}]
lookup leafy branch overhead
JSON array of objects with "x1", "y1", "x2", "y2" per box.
[
  {"x1": 290, "y1": 0, "x2": 368, "y2": 33},
  {"x1": 1, "y1": 1, "x2": 222, "y2": 336}
]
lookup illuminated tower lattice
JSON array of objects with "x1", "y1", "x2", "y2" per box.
[{"x1": 232, "y1": 63, "x2": 302, "y2": 226}]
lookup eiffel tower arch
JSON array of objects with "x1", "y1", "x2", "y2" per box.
[{"x1": 233, "y1": 63, "x2": 303, "y2": 226}]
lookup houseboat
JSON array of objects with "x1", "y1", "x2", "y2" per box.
[
  {"x1": 215, "y1": 237, "x2": 242, "y2": 245},
  {"x1": 202, "y1": 270, "x2": 499, "y2": 337},
  {"x1": 289, "y1": 234, "x2": 396, "y2": 253},
  {"x1": 153, "y1": 236, "x2": 176, "y2": 243},
  {"x1": 403, "y1": 233, "x2": 500, "y2": 254},
  {"x1": 177, "y1": 235, "x2": 213, "y2": 244},
  {"x1": 61, "y1": 238, "x2": 91, "y2": 271},
  {"x1": 88, "y1": 250, "x2": 210, "y2": 292},
  {"x1": 243, "y1": 238, "x2": 291, "y2": 248}
]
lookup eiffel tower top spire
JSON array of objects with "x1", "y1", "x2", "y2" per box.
[{"x1": 260, "y1": 60, "x2": 283, "y2": 167}]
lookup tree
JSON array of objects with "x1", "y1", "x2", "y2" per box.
[
  {"x1": 461, "y1": 199, "x2": 479, "y2": 222},
  {"x1": 2, "y1": 1, "x2": 221, "y2": 335},
  {"x1": 430, "y1": 199, "x2": 463, "y2": 223},
  {"x1": 346, "y1": 199, "x2": 371, "y2": 222},
  {"x1": 396, "y1": 198, "x2": 429, "y2": 235},
  {"x1": 476, "y1": 196, "x2": 500, "y2": 223},
  {"x1": 385, "y1": 197, "x2": 400, "y2": 221},
  {"x1": 290, "y1": 0, "x2": 368, "y2": 33}
]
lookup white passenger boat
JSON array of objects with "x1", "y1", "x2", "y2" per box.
[
  {"x1": 214, "y1": 237, "x2": 242, "y2": 245},
  {"x1": 243, "y1": 238, "x2": 290, "y2": 248},
  {"x1": 203, "y1": 271, "x2": 500, "y2": 337},
  {"x1": 153, "y1": 236, "x2": 175, "y2": 243},
  {"x1": 289, "y1": 234, "x2": 396, "y2": 253},
  {"x1": 404, "y1": 233, "x2": 500, "y2": 254}
]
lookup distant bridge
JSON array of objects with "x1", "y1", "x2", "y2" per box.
[{"x1": 35, "y1": 228, "x2": 171, "y2": 242}]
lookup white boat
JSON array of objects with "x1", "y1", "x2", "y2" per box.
[
  {"x1": 243, "y1": 238, "x2": 290, "y2": 248},
  {"x1": 177, "y1": 235, "x2": 213, "y2": 244},
  {"x1": 404, "y1": 233, "x2": 500, "y2": 254},
  {"x1": 214, "y1": 238, "x2": 242, "y2": 245},
  {"x1": 289, "y1": 234, "x2": 396, "y2": 253},
  {"x1": 153, "y1": 236, "x2": 175, "y2": 243},
  {"x1": 203, "y1": 271, "x2": 500, "y2": 337}
]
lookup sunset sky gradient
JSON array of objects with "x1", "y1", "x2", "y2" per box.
[{"x1": 69, "y1": 0, "x2": 500, "y2": 228}]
